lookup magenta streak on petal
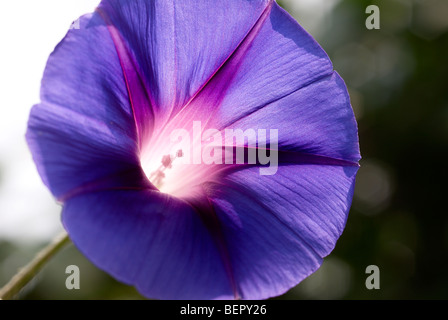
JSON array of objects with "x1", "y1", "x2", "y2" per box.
[
  {"x1": 140, "y1": 0, "x2": 275, "y2": 191},
  {"x1": 165, "y1": 0, "x2": 178, "y2": 124},
  {"x1": 209, "y1": 147, "x2": 360, "y2": 178},
  {"x1": 143, "y1": 0, "x2": 275, "y2": 180},
  {"x1": 216, "y1": 72, "x2": 337, "y2": 132},
  {"x1": 185, "y1": 186, "x2": 241, "y2": 299},
  {"x1": 57, "y1": 167, "x2": 156, "y2": 203},
  {"x1": 161, "y1": 0, "x2": 275, "y2": 133},
  {"x1": 97, "y1": 8, "x2": 155, "y2": 151},
  {"x1": 210, "y1": 178, "x2": 323, "y2": 259}
]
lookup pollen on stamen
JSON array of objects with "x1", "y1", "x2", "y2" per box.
[{"x1": 146, "y1": 150, "x2": 183, "y2": 189}]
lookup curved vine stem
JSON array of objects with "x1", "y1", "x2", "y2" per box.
[{"x1": 0, "y1": 232, "x2": 70, "y2": 300}]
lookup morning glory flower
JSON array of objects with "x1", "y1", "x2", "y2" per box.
[{"x1": 26, "y1": 0, "x2": 360, "y2": 300}]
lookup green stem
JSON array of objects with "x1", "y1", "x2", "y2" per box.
[{"x1": 0, "y1": 232, "x2": 71, "y2": 300}]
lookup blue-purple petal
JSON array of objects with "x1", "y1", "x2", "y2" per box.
[
  {"x1": 205, "y1": 164, "x2": 358, "y2": 299},
  {"x1": 26, "y1": 0, "x2": 361, "y2": 301},
  {"x1": 62, "y1": 189, "x2": 234, "y2": 300},
  {"x1": 26, "y1": 13, "x2": 150, "y2": 200},
  {"x1": 98, "y1": 0, "x2": 272, "y2": 125},
  {"x1": 204, "y1": 2, "x2": 335, "y2": 130},
  {"x1": 225, "y1": 72, "x2": 361, "y2": 163}
]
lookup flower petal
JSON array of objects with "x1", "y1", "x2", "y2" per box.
[
  {"x1": 27, "y1": 0, "x2": 361, "y2": 302},
  {"x1": 26, "y1": 13, "x2": 151, "y2": 200},
  {"x1": 224, "y1": 72, "x2": 361, "y2": 163},
  {"x1": 98, "y1": 0, "x2": 272, "y2": 124},
  {"x1": 181, "y1": 2, "x2": 334, "y2": 129},
  {"x1": 62, "y1": 189, "x2": 234, "y2": 300},
  {"x1": 205, "y1": 164, "x2": 358, "y2": 299}
]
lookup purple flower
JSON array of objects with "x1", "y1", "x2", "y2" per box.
[{"x1": 26, "y1": 0, "x2": 360, "y2": 300}]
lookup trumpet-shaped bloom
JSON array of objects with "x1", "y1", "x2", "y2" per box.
[{"x1": 26, "y1": 0, "x2": 360, "y2": 300}]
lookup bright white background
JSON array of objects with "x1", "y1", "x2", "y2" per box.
[
  {"x1": 0, "y1": 0, "x2": 332, "y2": 244},
  {"x1": 0, "y1": 1, "x2": 101, "y2": 243}
]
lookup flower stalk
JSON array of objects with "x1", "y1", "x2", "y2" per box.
[{"x1": 0, "y1": 232, "x2": 70, "y2": 300}]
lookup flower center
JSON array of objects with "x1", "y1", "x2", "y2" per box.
[
  {"x1": 140, "y1": 130, "x2": 212, "y2": 198},
  {"x1": 145, "y1": 150, "x2": 183, "y2": 189}
]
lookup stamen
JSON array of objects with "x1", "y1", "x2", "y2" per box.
[{"x1": 148, "y1": 150, "x2": 183, "y2": 189}]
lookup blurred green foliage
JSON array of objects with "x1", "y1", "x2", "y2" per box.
[
  {"x1": 280, "y1": 0, "x2": 448, "y2": 300},
  {"x1": 1, "y1": 0, "x2": 447, "y2": 299}
]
